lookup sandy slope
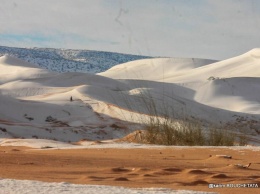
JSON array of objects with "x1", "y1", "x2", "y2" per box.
[
  {"x1": 98, "y1": 49, "x2": 260, "y2": 143},
  {"x1": 100, "y1": 49, "x2": 260, "y2": 82},
  {"x1": 0, "y1": 50, "x2": 260, "y2": 144},
  {"x1": 0, "y1": 146, "x2": 259, "y2": 194},
  {"x1": 98, "y1": 58, "x2": 217, "y2": 81},
  {"x1": 99, "y1": 49, "x2": 260, "y2": 113},
  {"x1": 0, "y1": 55, "x2": 54, "y2": 84},
  {"x1": 0, "y1": 55, "x2": 136, "y2": 141}
]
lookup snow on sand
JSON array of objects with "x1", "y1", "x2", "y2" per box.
[
  {"x1": 0, "y1": 179, "x2": 214, "y2": 194},
  {"x1": 1, "y1": 49, "x2": 260, "y2": 144}
]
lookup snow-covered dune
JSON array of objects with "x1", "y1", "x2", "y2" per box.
[
  {"x1": 164, "y1": 48, "x2": 260, "y2": 83},
  {"x1": 98, "y1": 49, "x2": 260, "y2": 143},
  {"x1": 100, "y1": 49, "x2": 260, "y2": 83},
  {"x1": 0, "y1": 55, "x2": 55, "y2": 84},
  {"x1": 0, "y1": 55, "x2": 136, "y2": 141},
  {"x1": 100, "y1": 49, "x2": 260, "y2": 114},
  {"x1": 99, "y1": 58, "x2": 217, "y2": 81},
  {"x1": 0, "y1": 49, "x2": 260, "y2": 145},
  {"x1": 195, "y1": 77, "x2": 260, "y2": 113}
]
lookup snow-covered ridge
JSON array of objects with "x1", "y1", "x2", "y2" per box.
[{"x1": 0, "y1": 46, "x2": 152, "y2": 73}]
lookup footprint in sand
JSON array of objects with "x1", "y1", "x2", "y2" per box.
[
  {"x1": 114, "y1": 177, "x2": 129, "y2": 181},
  {"x1": 143, "y1": 174, "x2": 157, "y2": 177},
  {"x1": 187, "y1": 169, "x2": 212, "y2": 175},
  {"x1": 180, "y1": 180, "x2": 209, "y2": 186},
  {"x1": 211, "y1": 173, "x2": 229, "y2": 178},
  {"x1": 88, "y1": 176, "x2": 113, "y2": 181},
  {"x1": 111, "y1": 167, "x2": 133, "y2": 173},
  {"x1": 163, "y1": 168, "x2": 183, "y2": 172}
]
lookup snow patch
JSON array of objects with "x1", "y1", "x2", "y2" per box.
[{"x1": 0, "y1": 179, "x2": 215, "y2": 194}]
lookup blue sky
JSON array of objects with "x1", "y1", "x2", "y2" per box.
[{"x1": 0, "y1": 0, "x2": 260, "y2": 59}]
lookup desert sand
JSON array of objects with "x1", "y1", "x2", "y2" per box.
[{"x1": 0, "y1": 146, "x2": 259, "y2": 194}]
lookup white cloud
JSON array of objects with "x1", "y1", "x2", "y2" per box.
[{"x1": 0, "y1": 0, "x2": 260, "y2": 59}]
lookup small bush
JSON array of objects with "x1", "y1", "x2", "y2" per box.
[
  {"x1": 0, "y1": 127, "x2": 7, "y2": 132},
  {"x1": 207, "y1": 128, "x2": 235, "y2": 146},
  {"x1": 45, "y1": 116, "x2": 56, "y2": 122},
  {"x1": 140, "y1": 118, "x2": 205, "y2": 146},
  {"x1": 24, "y1": 114, "x2": 34, "y2": 121},
  {"x1": 136, "y1": 118, "x2": 245, "y2": 146},
  {"x1": 238, "y1": 134, "x2": 248, "y2": 146}
]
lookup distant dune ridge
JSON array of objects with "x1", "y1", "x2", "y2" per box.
[{"x1": 0, "y1": 48, "x2": 260, "y2": 145}]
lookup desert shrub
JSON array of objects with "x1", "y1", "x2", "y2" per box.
[
  {"x1": 136, "y1": 118, "x2": 245, "y2": 146},
  {"x1": 24, "y1": 114, "x2": 34, "y2": 121},
  {"x1": 207, "y1": 128, "x2": 235, "y2": 146},
  {"x1": 140, "y1": 118, "x2": 207, "y2": 146},
  {"x1": 237, "y1": 134, "x2": 248, "y2": 146},
  {"x1": 0, "y1": 127, "x2": 7, "y2": 132},
  {"x1": 45, "y1": 116, "x2": 56, "y2": 122}
]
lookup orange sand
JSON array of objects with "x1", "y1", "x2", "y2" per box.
[{"x1": 0, "y1": 146, "x2": 259, "y2": 194}]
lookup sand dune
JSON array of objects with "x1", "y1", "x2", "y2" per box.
[
  {"x1": 0, "y1": 55, "x2": 54, "y2": 84},
  {"x1": 100, "y1": 49, "x2": 260, "y2": 82},
  {"x1": 98, "y1": 58, "x2": 217, "y2": 81},
  {"x1": 195, "y1": 77, "x2": 260, "y2": 113},
  {"x1": 0, "y1": 50, "x2": 260, "y2": 144},
  {"x1": 98, "y1": 50, "x2": 260, "y2": 139},
  {"x1": 0, "y1": 55, "x2": 39, "y2": 68}
]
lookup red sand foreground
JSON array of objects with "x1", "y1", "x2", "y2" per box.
[{"x1": 0, "y1": 146, "x2": 259, "y2": 194}]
